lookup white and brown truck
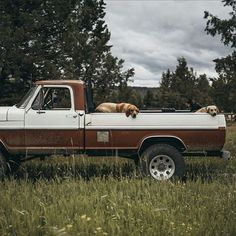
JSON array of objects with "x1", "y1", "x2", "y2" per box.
[{"x1": 0, "y1": 80, "x2": 230, "y2": 180}]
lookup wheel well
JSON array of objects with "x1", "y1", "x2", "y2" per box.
[{"x1": 138, "y1": 137, "x2": 186, "y2": 155}]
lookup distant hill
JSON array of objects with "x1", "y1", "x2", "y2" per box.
[{"x1": 131, "y1": 86, "x2": 160, "y2": 99}]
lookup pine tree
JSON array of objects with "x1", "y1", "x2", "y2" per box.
[
  {"x1": 195, "y1": 74, "x2": 212, "y2": 106},
  {"x1": 204, "y1": 0, "x2": 236, "y2": 111},
  {"x1": 158, "y1": 57, "x2": 199, "y2": 109},
  {"x1": 143, "y1": 90, "x2": 155, "y2": 108},
  {"x1": 157, "y1": 58, "x2": 213, "y2": 109},
  {"x1": 0, "y1": 0, "x2": 134, "y2": 105}
]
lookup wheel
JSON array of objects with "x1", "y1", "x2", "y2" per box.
[
  {"x1": 140, "y1": 144, "x2": 185, "y2": 180},
  {"x1": 0, "y1": 150, "x2": 7, "y2": 179}
]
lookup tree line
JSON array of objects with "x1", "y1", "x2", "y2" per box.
[
  {"x1": 136, "y1": 0, "x2": 236, "y2": 112},
  {"x1": 0, "y1": 0, "x2": 134, "y2": 106},
  {"x1": 0, "y1": 0, "x2": 235, "y2": 112}
]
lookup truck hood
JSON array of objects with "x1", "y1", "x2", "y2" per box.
[{"x1": 0, "y1": 107, "x2": 11, "y2": 121}]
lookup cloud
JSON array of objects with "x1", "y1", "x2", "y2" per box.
[{"x1": 105, "y1": 0, "x2": 232, "y2": 87}]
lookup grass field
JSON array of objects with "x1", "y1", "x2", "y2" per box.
[{"x1": 0, "y1": 125, "x2": 236, "y2": 236}]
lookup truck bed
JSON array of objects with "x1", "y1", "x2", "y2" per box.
[{"x1": 85, "y1": 112, "x2": 226, "y2": 152}]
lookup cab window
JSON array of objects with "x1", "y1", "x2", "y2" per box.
[{"x1": 32, "y1": 87, "x2": 71, "y2": 110}]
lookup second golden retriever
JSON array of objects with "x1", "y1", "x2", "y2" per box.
[
  {"x1": 196, "y1": 105, "x2": 219, "y2": 117},
  {"x1": 95, "y1": 102, "x2": 139, "y2": 118}
]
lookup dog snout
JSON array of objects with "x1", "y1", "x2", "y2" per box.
[{"x1": 131, "y1": 111, "x2": 139, "y2": 118}]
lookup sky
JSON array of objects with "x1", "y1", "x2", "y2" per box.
[{"x1": 104, "y1": 0, "x2": 232, "y2": 87}]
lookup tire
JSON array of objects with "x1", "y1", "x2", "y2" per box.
[
  {"x1": 140, "y1": 144, "x2": 185, "y2": 180},
  {"x1": 0, "y1": 150, "x2": 7, "y2": 180}
]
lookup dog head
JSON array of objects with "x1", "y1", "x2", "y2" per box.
[
  {"x1": 207, "y1": 105, "x2": 219, "y2": 117},
  {"x1": 126, "y1": 104, "x2": 139, "y2": 118}
]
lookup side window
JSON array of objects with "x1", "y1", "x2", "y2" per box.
[{"x1": 32, "y1": 87, "x2": 71, "y2": 110}]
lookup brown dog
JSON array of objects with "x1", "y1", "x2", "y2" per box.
[
  {"x1": 95, "y1": 102, "x2": 139, "y2": 118},
  {"x1": 196, "y1": 105, "x2": 219, "y2": 117}
]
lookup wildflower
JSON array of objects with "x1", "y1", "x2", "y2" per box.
[{"x1": 81, "y1": 214, "x2": 87, "y2": 219}]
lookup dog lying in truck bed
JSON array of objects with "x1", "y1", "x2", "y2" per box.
[
  {"x1": 196, "y1": 105, "x2": 219, "y2": 117},
  {"x1": 95, "y1": 102, "x2": 139, "y2": 118}
]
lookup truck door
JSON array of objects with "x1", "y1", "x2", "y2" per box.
[{"x1": 25, "y1": 85, "x2": 81, "y2": 154}]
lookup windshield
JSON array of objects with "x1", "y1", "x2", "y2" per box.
[{"x1": 16, "y1": 85, "x2": 38, "y2": 109}]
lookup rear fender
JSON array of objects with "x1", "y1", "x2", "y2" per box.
[{"x1": 138, "y1": 136, "x2": 187, "y2": 156}]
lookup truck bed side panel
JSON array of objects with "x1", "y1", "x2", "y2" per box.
[{"x1": 85, "y1": 113, "x2": 226, "y2": 151}]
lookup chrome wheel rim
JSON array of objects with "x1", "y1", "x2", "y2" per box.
[{"x1": 149, "y1": 155, "x2": 175, "y2": 180}]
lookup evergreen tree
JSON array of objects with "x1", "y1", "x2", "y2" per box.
[
  {"x1": 204, "y1": 0, "x2": 236, "y2": 111},
  {"x1": 0, "y1": 0, "x2": 134, "y2": 105},
  {"x1": 157, "y1": 58, "x2": 213, "y2": 109},
  {"x1": 171, "y1": 57, "x2": 197, "y2": 100},
  {"x1": 160, "y1": 69, "x2": 172, "y2": 90},
  {"x1": 127, "y1": 89, "x2": 143, "y2": 108},
  {"x1": 158, "y1": 57, "x2": 199, "y2": 109},
  {"x1": 196, "y1": 74, "x2": 213, "y2": 105},
  {"x1": 143, "y1": 90, "x2": 155, "y2": 108}
]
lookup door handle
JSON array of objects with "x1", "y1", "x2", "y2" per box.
[
  {"x1": 66, "y1": 114, "x2": 77, "y2": 118},
  {"x1": 37, "y1": 111, "x2": 45, "y2": 114}
]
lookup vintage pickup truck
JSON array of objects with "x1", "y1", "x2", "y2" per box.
[{"x1": 0, "y1": 80, "x2": 230, "y2": 180}]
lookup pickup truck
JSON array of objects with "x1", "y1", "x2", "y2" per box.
[{"x1": 0, "y1": 80, "x2": 230, "y2": 180}]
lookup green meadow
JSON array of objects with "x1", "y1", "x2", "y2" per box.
[{"x1": 0, "y1": 125, "x2": 236, "y2": 236}]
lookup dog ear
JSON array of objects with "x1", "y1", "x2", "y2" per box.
[
  {"x1": 126, "y1": 105, "x2": 131, "y2": 117},
  {"x1": 216, "y1": 107, "x2": 220, "y2": 113},
  {"x1": 206, "y1": 106, "x2": 210, "y2": 113},
  {"x1": 126, "y1": 110, "x2": 131, "y2": 117},
  {"x1": 134, "y1": 106, "x2": 140, "y2": 113}
]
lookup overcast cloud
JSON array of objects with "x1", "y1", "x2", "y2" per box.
[{"x1": 104, "y1": 0, "x2": 232, "y2": 87}]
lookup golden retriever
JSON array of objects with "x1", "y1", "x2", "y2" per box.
[
  {"x1": 196, "y1": 105, "x2": 219, "y2": 117},
  {"x1": 95, "y1": 102, "x2": 139, "y2": 118}
]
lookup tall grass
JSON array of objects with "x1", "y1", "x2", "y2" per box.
[
  {"x1": 0, "y1": 124, "x2": 236, "y2": 236},
  {"x1": 225, "y1": 123, "x2": 236, "y2": 158},
  {"x1": 1, "y1": 175, "x2": 236, "y2": 236}
]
